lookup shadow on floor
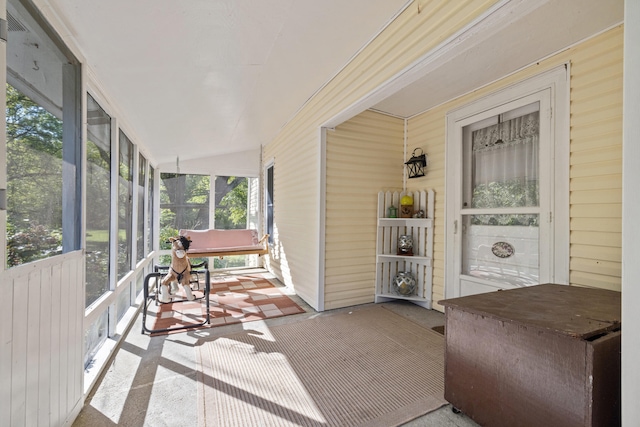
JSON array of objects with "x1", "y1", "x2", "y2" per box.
[{"x1": 73, "y1": 270, "x2": 479, "y2": 427}]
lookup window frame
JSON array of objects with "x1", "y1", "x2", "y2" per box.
[
  {"x1": 265, "y1": 162, "x2": 274, "y2": 245},
  {"x1": 4, "y1": 0, "x2": 82, "y2": 268}
]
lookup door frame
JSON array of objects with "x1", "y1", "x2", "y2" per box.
[{"x1": 444, "y1": 65, "x2": 570, "y2": 298}]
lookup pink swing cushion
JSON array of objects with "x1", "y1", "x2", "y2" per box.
[{"x1": 179, "y1": 229, "x2": 269, "y2": 258}]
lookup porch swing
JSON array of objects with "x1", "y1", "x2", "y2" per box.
[{"x1": 178, "y1": 228, "x2": 269, "y2": 259}]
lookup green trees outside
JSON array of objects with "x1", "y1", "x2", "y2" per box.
[
  {"x1": 471, "y1": 179, "x2": 539, "y2": 226},
  {"x1": 214, "y1": 176, "x2": 247, "y2": 230},
  {"x1": 159, "y1": 174, "x2": 249, "y2": 268},
  {"x1": 6, "y1": 83, "x2": 252, "y2": 272},
  {"x1": 6, "y1": 84, "x2": 63, "y2": 266}
]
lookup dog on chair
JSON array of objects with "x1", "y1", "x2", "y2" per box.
[{"x1": 159, "y1": 235, "x2": 195, "y2": 303}]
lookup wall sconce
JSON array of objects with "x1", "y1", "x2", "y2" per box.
[{"x1": 405, "y1": 148, "x2": 427, "y2": 179}]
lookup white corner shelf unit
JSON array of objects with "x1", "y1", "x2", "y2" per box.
[{"x1": 375, "y1": 189, "x2": 435, "y2": 308}]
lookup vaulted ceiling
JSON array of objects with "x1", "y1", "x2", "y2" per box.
[{"x1": 43, "y1": 0, "x2": 623, "y2": 167}]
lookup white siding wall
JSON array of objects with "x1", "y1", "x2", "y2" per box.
[{"x1": 0, "y1": 252, "x2": 85, "y2": 427}]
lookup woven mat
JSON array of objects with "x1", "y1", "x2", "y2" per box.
[
  {"x1": 146, "y1": 274, "x2": 305, "y2": 336},
  {"x1": 196, "y1": 305, "x2": 447, "y2": 427}
]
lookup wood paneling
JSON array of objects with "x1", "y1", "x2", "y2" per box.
[{"x1": 0, "y1": 252, "x2": 84, "y2": 427}]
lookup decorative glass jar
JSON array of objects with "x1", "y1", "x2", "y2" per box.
[
  {"x1": 392, "y1": 271, "x2": 416, "y2": 296},
  {"x1": 397, "y1": 234, "x2": 413, "y2": 255}
]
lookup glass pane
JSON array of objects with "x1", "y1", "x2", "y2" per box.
[
  {"x1": 6, "y1": 85, "x2": 63, "y2": 266},
  {"x1": 147, "y1": 166, "x2": 155, "y2": 255},
  {"x1": 136, "y1": 270, "x2": 145, "y2": 295},
  {"x1": 137, "y1": 154, "x2": 147, "y2": 262},
  {"x1": 160, "y1": 173, "x2": 210, "y2": 249},
  {"x1": 214, "y1": 176, "x2": 249, "y2": 269},
  {"x1": 84, "y1": 311, "x2": 108, "y2": 369},
  {"x1": 86, "y1": 95, "x2": 112, "y2": 306},
  {"x1": 118, "y1": 131, "x2": 134, "y2": 279},
  {"x1": 266, "y1": 166, "x2": 274, "y2": 244},
  {"x1": 464, "y1": 108, "x2": 539, "y2": 209},
  {"x1": 116, "y1": 283, "x2": 131, "y2": 323},
  {"x1": 6, "y1": 1, "x2": 80, "y2": 267},
  {"x1": 462, "y1": 214, "x2": 539, "y2": 287}
]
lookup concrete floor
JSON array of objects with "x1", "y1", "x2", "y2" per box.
[{"x1": 72, "y1": 271, "x2": 479, "y2": 427}]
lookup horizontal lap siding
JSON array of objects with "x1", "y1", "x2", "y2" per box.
[
  {"x1": 406, "y1": 110, "x2": 446, "y2": 309},
  {"x1": 568, "y1": 26, "x2": 623, "y2": 291},
  {"x1": 263, "y1": 0, "x2": 496, "y2": 310},
  {"x1": 407, "y1": 25, "x2": 624, "y2": 309},
  {"x1": 263, "y1": 126, "x2": 321, "y2": 307},
  {"x1": 325, "y1": 111, "x2": 403, "y2": 310}
]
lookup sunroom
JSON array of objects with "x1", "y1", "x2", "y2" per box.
[{"x1": 1, "y1": 0, "x2": 639, "y2": 426}]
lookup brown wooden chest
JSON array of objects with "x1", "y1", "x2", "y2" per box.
[{"x1": 440, "y1": 284, "x2": 621, "y2": 427}]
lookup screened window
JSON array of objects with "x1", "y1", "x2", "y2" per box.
[
  {"x1": 118, "y1": 131, "x2": 134, "y2": 279},
  {"x1": 5, "y1": 0, "x2": 81, "y2": 267},
  {"x1": 159, "y1": 173, "x2": 209, "y2": 263},
  {"x1": 6, "y1": 85, "x2": 63, "y2": 266},
  {"x1": 137, "y1": 154, "x2": 147, "y2": 262},
  {"x1": 85, "y1": 94, "x2": 111, "y2": 306},
  {"x1": 214, "y1": 175, "x2": 258, "y2": 269},
  {"x1": 266, "y1": 165, "x2": 274, "y2": 244},
  {"x1": 147, "y1": 165, "x2": 155, "y2": 255}
]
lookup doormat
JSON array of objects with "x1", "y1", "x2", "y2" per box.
[{"x1": 145, "y1": 274, "x2": 305, "y2": 336}]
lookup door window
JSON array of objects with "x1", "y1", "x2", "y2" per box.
[
  {"x1": 445, "y1": 66, "x2": 569, "y2": 298},
  {"x1": 461, "y1": 104, "x2": 541, "y2": 287}
]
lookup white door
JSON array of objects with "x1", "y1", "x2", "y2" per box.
[{"x1": 445, "y1": 67, "x2": 570, "y2": 298}]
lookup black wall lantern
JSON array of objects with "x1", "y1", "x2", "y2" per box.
[{"x1": 405, "y1": 148, "x2": 427, "y2": 179}]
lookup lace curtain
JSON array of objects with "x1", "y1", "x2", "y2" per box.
[{"x1": 471, "y1": 111, "x2": 539, "y2": 208}]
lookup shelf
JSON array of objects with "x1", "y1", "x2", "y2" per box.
[
  {"x1": 377, "y1": 254, "x2": 432, "y2": 264},
  {"x1": 378, "y1": 218, "x2": 433, "y2": 227},
  {"x1": 376, "y1": 189, "x2": 435, "y2": 309},
  {"x1": 375, "y1": 293, "x2": 432, "y2": 309}
]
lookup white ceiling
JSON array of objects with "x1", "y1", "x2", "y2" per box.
[
  {"x1": 43, "y1": 0, "x2": 623, "y2": 167},
  {"x1": 372, "y1": 0, "x2": 624, "y2": 118},
  {"x1": 44, "y1": 0, "x2": 410, "y2": 165}
]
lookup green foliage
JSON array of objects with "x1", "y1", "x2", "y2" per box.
[
  {"x1": 6, "y1": 84, "x2": 63, "y2": 156},
  {"x1": 215, "y1": 177, "x2": 247, "y2": 229},
  {"x1": 159, "y1": 174, "x2": 210, "y2": 247},
  {"x1": 5, "y1": 84, "x2": 64, "y2": 267},
  {"x1": 7, "y1": 224, "x2": 62, "y2": 266},
  {"x1": 213, "y1": 255, "x2": 247, "y2": 269},
  {"x1": 85, "y1": 242, "x2": 109, "y2": 306},
  {"x1": 159, "y1": 227, "x2": 178, "y2": 250},
  {"x1": 471, "y1": 179, "x2": 539, "y2": 227},
  {"x1": 158, "y1": 174, "x2": 252, "y2": 269},
  {"x1": 472, "y1": 179, "x2": 539, "y2": 209}
]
